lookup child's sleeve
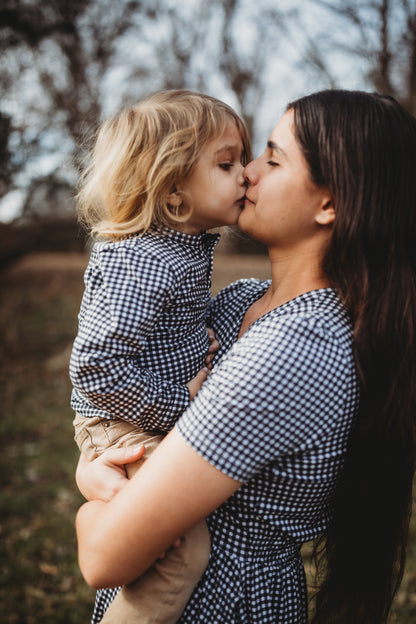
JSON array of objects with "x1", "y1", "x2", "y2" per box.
[{"x1": 70, "y1": 245, "x2": 191, "y2": 432}]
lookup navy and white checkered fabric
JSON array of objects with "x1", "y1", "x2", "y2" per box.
[
  {"x1": 175, "y1": 280, "x2": 359, "y2": 623},
  {"x1": 70, "y1": 226, "x2": 219, "y2": 431},
  {"x1": 91, "y1": 280, "x2": 359, "y2": 624}
]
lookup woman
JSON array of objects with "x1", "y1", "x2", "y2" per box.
[{"x1": 76, "y1": 90, "x2": 416, "y2": 624}]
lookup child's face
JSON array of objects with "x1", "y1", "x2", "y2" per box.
[{"x1": 180, "y1": 121, "x2": 247, "y2": 234}]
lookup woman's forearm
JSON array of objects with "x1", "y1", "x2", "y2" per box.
[{"x1": 76, "y1": 500, "x2": 109, "y2": 588}]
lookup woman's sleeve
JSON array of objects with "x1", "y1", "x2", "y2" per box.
[
  {"x1": 70, "y1": 245, "x2": 190, "y2": 431},
  {"x1": 177, "y1": 313, "x2": 352, "y2": 482}
]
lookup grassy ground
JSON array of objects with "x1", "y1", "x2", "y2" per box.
[{"x1": 0, "y1": 252, "x2": 415, "y2": 623}]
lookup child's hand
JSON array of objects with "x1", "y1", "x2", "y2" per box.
[
  {"x1": 186, "y1": 367, "x2": 210, "y2": 400},
  {"x1": 157, "y1": 537, "x2": 182, "y2": 560},
  {"x1": 75, "y1": 446, "x2": 145, "y2": 502},
  {"x1": 205, "y1": 327, "x2": 220, "y2": 368},
  {"x1": 186, "y1": 328, "x2": 219, "y2": 399}
]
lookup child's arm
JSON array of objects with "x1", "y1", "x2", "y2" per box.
[
  {"x1": 70, "y1": 244, "x2": 205, "y2": 432},
  {"x1": 186, "y1": 366, "x2": 210, "y2": 399},
  {"x1": 186, "y1": 328, "x2": 219, "y2": 398}
]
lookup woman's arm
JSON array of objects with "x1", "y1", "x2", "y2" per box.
[{"x1": 76, "y1": 427, "x2": 241, "y2": 589}]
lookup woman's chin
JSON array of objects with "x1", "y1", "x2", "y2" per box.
[{"x1": 237, "y1": 212, "x2": 254, "y2": 236}]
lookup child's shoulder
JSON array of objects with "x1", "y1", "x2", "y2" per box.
[
  {"x1": 210, "y1": 278, "x2": 270, "y2": 316},
  {"x1": 214, "y1": 278, "x2": 270, "y2": 303},
  {"x1": 92, "y1": 233, "x2": 174, "y2": 262},
  {"x1": 88, "y1": 233, "x2": 188, "y2": 286}
]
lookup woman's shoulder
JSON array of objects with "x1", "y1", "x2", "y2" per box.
[
  {"x1": 279, "y1": 288, "x2": 351, "y2": 340},
  {"x1": 251, "y1": 288, "x2": 353, "y2": 362}
]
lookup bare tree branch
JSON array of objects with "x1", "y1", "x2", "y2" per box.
[{"x1": 308, "y1": 0, "x2": 416, "y2": 113}]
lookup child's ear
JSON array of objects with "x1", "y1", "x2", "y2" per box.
[
  {"x1": 315, "y1": 196, "x2": 335, "y2": 226},
  {"x1": 166, "y1": 191, "x2": 182, "y2": 207}
]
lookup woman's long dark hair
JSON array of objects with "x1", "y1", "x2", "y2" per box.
[{"x1": 289, "y1": 90, "x2": 416, "y2": 623}]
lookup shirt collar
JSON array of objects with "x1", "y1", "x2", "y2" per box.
[{"x1": 154, "y1": 226, "x2": 220, "y2": 250}]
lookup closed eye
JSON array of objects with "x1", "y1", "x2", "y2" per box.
[
  {"x1": 267, "y1": 160, "x2": 280, "y2": 167},
  {"x1": 219, "y1": 163, "x2": 233, "y2": 171}
]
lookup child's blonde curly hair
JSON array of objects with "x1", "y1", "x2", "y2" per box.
[{"x1": 77, "y1": 90, "x2": 252, "y2": 240}]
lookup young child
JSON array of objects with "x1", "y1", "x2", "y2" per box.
[{"x1": 69, "y1": 90, "x2": 251, "y2": 624}]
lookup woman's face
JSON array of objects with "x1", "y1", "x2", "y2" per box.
[{"x1": 239, "y1": 110, "x2": 332, "y2": 249}]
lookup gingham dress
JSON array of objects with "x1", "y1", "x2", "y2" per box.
[
  {"x1": 92, "y1": 279, "x2": 359, "y2": 623},
  {"x1": 70, "y1": 227, "x2": 219, "y2": 430}
]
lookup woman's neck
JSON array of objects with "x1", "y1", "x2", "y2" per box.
[
  {"x1": 238, "y1": 246, "x2": 329, "y2": 339},
  {"x1": 267, "y1": 243, "x2": 329, "y2": 306}
]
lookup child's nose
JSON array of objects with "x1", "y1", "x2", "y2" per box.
[
  {"x1": 237, "y1": 164, "x2": 246, "y2": 186},
  {"x1": 243, "y1": 159, "x2": 257, "y2": 186}
]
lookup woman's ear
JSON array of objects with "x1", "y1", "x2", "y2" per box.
[
  {"x1": 315, "y1": 196, "x2": 335, "y2": 226},
  {"x1": 166, "y1": 191, "x2": 183, "y2": 207}
]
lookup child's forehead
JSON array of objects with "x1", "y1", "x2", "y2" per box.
[
  {"x1": 213, "y1": 143, "x2": 238, "y2": 157},
  {"x1": 213, "y1": 122, "x2": 243, "y2": 147}
]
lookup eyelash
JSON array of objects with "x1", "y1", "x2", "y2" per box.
[
  {"x1": 219, "y1": 163, "x2": 233, "y2": 171},
  {"x1": 267, "y1": 160, "x2": 279, "y2": 167}
]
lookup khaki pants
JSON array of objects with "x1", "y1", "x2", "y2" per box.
[{"x1": 74, "y1": 415, "x2": 210, "y2": 624}]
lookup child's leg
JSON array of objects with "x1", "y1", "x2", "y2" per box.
[
  {"x1": 73, "y1": 414, "x2": 211, "y2": 624},
  {"x1": 73, "y1": 413, "x2": 162, "y2": 465},
  {"x1": 100, "y1": 520, "x2": 210, "y2": 624}
]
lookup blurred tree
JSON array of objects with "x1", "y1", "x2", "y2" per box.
[
  {"x1": 0, "y1": 0, "x2": 290, "y2": 223},
  {"x1": 0, "y1": 112, "x2": 12, "y2": 200},
  {"x1": 21, "y1": 175, "x2": 76, "y2": 220},
  {"x1": 307, "y1": 0, "x2": 416, "y2": 114},
  {"x1": 124, "y1": 0, "x2": 290, "y2": 141},
  {"x1": 6, "y1": 0, "x2": 416, "y2": 227},
  {"x1": 217, "y1": 0, "x2": 289, "y2": 139},
  {"x1": 0, "y1": 0, "x2": 143, "y2": 180}
]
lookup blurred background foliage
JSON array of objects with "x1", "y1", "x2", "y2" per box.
[{"x1": 1, "y1": 0, "x2": 416, "y2": 263}]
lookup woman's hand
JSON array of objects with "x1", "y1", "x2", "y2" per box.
[
  {"x1": 76, "y1": 428, "x2": 240, "y2": 589},
  {"x1": 76, "y1": 446, "x2": 145, "y2": 502}
]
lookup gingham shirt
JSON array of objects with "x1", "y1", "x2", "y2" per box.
[
  {"x1": 70, "y1": 226, "x2": 219, "y2": 431},
  {"x1": 92, "y1": 279, "x2": 359, "y2": 624}
]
